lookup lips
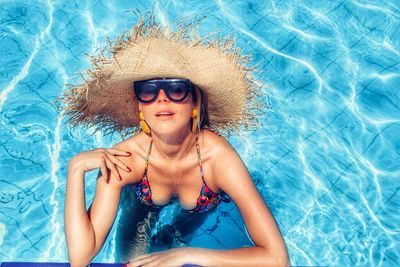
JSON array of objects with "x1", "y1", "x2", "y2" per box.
[{"x1": 155, "y1": 110, "x2": 175, "y2": 117}]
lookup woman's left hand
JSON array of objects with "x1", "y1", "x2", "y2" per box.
[{"x1": 127, "y1": 247, "x2": 204, "y2": 267}]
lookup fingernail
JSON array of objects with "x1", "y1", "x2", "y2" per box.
[{"x1": 127, "y1": 166, "x2": 132, "y2": 172}]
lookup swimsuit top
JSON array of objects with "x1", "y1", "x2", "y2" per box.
[{"x1": 133, "y1": 134, "x2": 223, "y2": 213}]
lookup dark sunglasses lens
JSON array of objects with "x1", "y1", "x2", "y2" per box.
[
  {"x1": 137, "y1": 83, "x2": 157, "y2": 102},
  {"x1": 166, "y1": 82, "x2": 188, "y2": 101}
]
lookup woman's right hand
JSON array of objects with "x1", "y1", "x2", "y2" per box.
[{"x1": 68, "y1": 148, "x2": 132, "y2": 183}]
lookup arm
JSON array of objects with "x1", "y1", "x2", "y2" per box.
[
  {"x1": 64, "y1": 150, "x2": 131, "y2": 266},
  {"x1": 128, "y1": 139, "x2": 290, "y2": 267},
  {"x1": 203, "y1": 140, "x2": 290, "y2": 266}
]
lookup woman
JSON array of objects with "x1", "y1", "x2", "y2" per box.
[{"x1": 62, "y1": 14, "x2": 289, "y2": 267}]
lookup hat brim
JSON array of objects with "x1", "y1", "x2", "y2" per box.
[{"x1": 58, "y1": 14, "x2": 263, "y2": 136}]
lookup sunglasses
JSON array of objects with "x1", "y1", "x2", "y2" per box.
[{"x1": 133, "y1": 78, "x2": 195, "y2": 103}]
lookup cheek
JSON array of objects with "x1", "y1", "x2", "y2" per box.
[
  {"x1": 140, "y1": 103, "x2": 154, "y2": 116},
  {"x1": 182, "y1": 104, "x2": 195, "y2": 119}
]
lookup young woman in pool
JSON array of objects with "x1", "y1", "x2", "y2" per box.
[{"x1": 62, "y1": 15, "x2": 289, "y2": 267}]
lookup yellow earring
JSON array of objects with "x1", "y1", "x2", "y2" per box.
[
  {"x1": 139, "y1": 111, "x2": 151, "y2": 135},
  {"x1": 191, "y1": 108, "x2": 198, "y2": 133}
]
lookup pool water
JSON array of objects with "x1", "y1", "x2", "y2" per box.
[{"x1": 1, "y1": 0, "x2": 399, "y2": 266}]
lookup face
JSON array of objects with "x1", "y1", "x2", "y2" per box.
[{"x1": 138, "y1": 83, "x2": 195, "y2": 135}]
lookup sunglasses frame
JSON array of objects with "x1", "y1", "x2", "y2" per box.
[{"x1": 133, "y1": 78, "x2": 195, "y2": 103}]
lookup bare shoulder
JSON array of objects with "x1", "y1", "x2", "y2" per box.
[
  {"x1": 113, "y1": 131, "x2": 149, "y2": 154},
  {"x1": 110, "y1": 131, "x2": 150, "y2": 185},
  {"x1": 201, "y1": 129, "x2": 253, "y2": 189},
  {"x1": 199, "y1": 129, "x2": 241, "y2": 187},
  {"x1": 199, "y1": 128, "x2": 233, "y2": 155}
]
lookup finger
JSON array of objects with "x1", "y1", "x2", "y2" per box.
[
  {"x1": 144, "y1": 258, "x2": 163, "y2": 267},
  {"x1": 104, "y1": 152, "x2": 132, "y2": 172},
  {"x1": 103, "y1": 156, "x2": 122, "y2": 181},
  {"x1": 99, "y1": 162, "x2": 109, "y2": 183},
  {"x1": 130, "y1": 257, "x2": 158, "y2": 267},
  {"x1": 133, "y1": 252, "x2": 161, "y2": 260},
  {"x1": 130, "y1": 253, "x2": 161, "y2": 266},
  {"x1": 106, "y1": 148, "x2": 132, "y2": 157}
]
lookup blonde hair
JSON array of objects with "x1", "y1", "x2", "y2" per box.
[{"x1": 192, "y1": 85, "x2": 210, "y2": 133}]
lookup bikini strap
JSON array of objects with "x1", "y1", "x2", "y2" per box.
[
  {"x1": 195, "y1": 135, "x2": 206, "y2": 183},
  {"x1": 145, "y1": 137, "x2": 204, "y2": 182},
  {"x1": 144, "y1": 139, "x2": 153, "y2": 174}
]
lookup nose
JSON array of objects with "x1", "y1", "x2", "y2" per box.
[{"x1": 157, "y1": 89, "x2": 169, "y2": 102}]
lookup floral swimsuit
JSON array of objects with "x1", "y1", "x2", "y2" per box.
[{"x1": 133, "y1": 133, "x2": 224, "y2": 213}]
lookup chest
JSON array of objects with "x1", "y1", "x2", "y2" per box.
[{"x1": 140, "y1": 153, "x2": 218, "y2": 209}]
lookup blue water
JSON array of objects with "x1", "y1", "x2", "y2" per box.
[{"x1": 1, "y1": 0, "x2": 399, "y2": 266}]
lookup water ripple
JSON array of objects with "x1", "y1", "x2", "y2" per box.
[{"x1": 0, "y1": 0, "x2": 399, "y2": 265}]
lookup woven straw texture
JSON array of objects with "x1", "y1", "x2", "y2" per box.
[{"x1": 58, "y1": 14, "x2": 264, "y2": 136}]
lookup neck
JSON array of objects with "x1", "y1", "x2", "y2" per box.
[{"x1": 150, "y1": 127, "x2": 197, "y2": 160}]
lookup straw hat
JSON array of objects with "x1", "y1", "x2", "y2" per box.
[{"x1": 58, "y1": 14, "x2": 263, "y2": 136}]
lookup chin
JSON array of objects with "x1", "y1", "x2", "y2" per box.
[{"x1": 153, "y1": 123, "x2": 190, "y2": 136}]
